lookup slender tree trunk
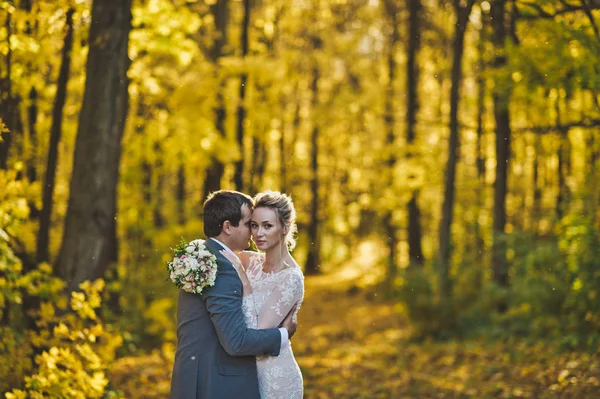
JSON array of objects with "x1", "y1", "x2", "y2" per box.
[
  {"x1": 438, "y1": 0, "x2": 476, "y2": 299},
  {"x1": 56, "y1": 0, "x2": 131, "y2": 292},
  {"x1": 27, "y1": 86, "x2": 38, "y2": 183},
  {"x1": 37, "y1": 8, "x2": 75, "y2": 264},
  {"x1": 203, "y1": 0, "x2": 229, "y2": 199},
  {"x1": 532, "y1": 135, "x2": 542, "y2": 232},
  {"x1": 381, "y1": 0, "x2": 399, "y2": 288},
  {"x1": 555, "y1": 97, "x2": 568, "y2": 219},
  {"x1": 153, "y1": 142, "x2": 166, "y2": 228},
  {"x1": 234, "y1": 0, "x2": 251, "y2": 191},
  {"x1": 142, "y1": 158, "x2": 152, "y2": 205},
  {"x1": 589, "y1": 130, "x2": 597, "y2": 180},
  {"x1": 475, "y1": 7, "x2": 487, "y2": 256},
  {"x1": 490, "y1": 0, "x2": 512, "y2": 300},
  {"x1": 555, "y1": 134, "x2": 571, "y2": 219},
  {"x1": 305, "y1": 41, "x2": 322, "y2": 276},
  {"x1": 203, "y1": 158, "x2": 224, "y2": 199},
  {"x1": 279, "y1": 103, "x2": 287, "y2": 192},
  {"x1": 0, "y1": 10, "x2": 14, "y2": 169},
  {"x1": 177, "y1": 161, "x2": 186, "y2": 225},
  {"x1": 283, "y1": 87, "x2": 301, "y2": 192},
  {"x1": 249, "y1": 136, "x2": 258, "y2": 194},
  {"x1": 588, "y1": 127, "x2": 598, "y2": 224},
  {"x1": 305, "y1": 129, "x2": 321, "y2": 274},
  {"x1": 250, "y1": 134, "x2": 266, "y2": 193},
  {"x1": 257, "y1": 138, "x2": 267, "y2": 188},
  {"x1": 26, "y1": 86, "x2": 40, "y2": 221},
  {"x1": 406, "y1": 0, "x2": 424, "y2": 267},
  {"x1": 203, "y1": 87, "x2": 226, "y2": 199},
  {"x1": 135, "y1": 97, "x2": 152, "y2": 209}
]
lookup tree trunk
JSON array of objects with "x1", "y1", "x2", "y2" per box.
[
  {"x1": 106, "y1": 65, "x2": 130, "y2": 315},
  {"x1": 234, "y1": 0, "x2": 251, "y2": 191},
  {"x1": 211, "y1": 0, "x2": 229, "y2": 61},
  {"x1": 135, "y1": 97, "x2": 152, "y2": 208},
  {"x1": 305, "y1": 45, "x2": 321, "y2": 276},
  {"x1": 153, "y1": 142, "x2": 166, "y2": 228},
  {"x1": 438, "y1": 0, "x2": 476, "y2": 299},
  {"x1": 381, "y1": 0, "x2": 399, "y2": 288},
  {"x1": 406, "y1": 0, "x2": 424, "y2": 267},
  {"x1": 589, "y1": 130, "x2": 596, "y2": 180},
  {"x1": 532, "y1": 135, "x2": 542, "y2": 232},
  {"x1": 203, "y1": 158, "x2": 223, "y2": 200},
  {"x1": 55, "y1": 0, "x2": 131, "y2": 292},
  {"x1": 250, "y1": 134, "x2": 266, "y2": 193},
  {"x1": 142, "y1": 158, "x2": 152, "y2": 206},
  {"x1": 282, "y1": 88, "x2": 301, "y2": 193},
  {"x1": 203, "y1": 0, "x2": 229, "y2": 199},
  {"x1": 0, "y1": 11, "x2": 14, "y2": 169},
  {"x1": 177, "y1": 161, "x2": 186, "y2": 225},
  {"x1": 203, "y1": 88, "x2": 226, "y2": 199},
  {"x1": 27, "y1": 86, "x2": 38, "y2": 183},
  {"x1": 476, "y1": 14, "x2": 487, "y2": 183},
  {"x1": 37, "y1": 7, "x2": 75, "y2": 264},
  {"x1": 491, "y1": 0, "x2": 511, "y2": 299},
  {"x1": 555, "y1": 96, "x2": 571, "y2": 219},
  {"x1": 279, "y1": 106, "x2": 287, "y2": 192},
  {"x1": 588, "y1": 128, "x2": 598, "y2": 224},
  {"x1": 475, "y1": 7, "x2": 487, "y2": 256}
]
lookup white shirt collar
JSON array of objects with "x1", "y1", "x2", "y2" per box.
[{"x1": 209, "y1": 237, "x2": 238, "y2": 259}]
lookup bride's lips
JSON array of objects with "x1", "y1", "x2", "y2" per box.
[{"x1": 255, "y1": 240, "x2": 266, "y2": 245}]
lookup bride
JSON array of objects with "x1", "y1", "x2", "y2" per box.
[{"x1": 221, "y1": 191, "x2": 304, "y2": 399}]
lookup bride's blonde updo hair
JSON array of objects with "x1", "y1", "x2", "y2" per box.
[{"x1": 253, "y1": 191, "x2": 298, "y2": 251}]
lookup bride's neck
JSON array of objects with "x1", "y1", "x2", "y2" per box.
[{"x1": 263, "y1": 243, "x2": 291, "y2": 272}]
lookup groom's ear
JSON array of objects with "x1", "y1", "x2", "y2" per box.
[{"x1": 222, "y1": 220, "x2": 232, "y2": 235}]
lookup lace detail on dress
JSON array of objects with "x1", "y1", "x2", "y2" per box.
[
  {"x1": 243, "y1": 252, "x2": 304, "y2": 399},
  {"x1": 242, "y1": 293, "x2": 258, "y2": 329}
]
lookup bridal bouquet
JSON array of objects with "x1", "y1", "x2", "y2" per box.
[{"x1": 166, "y1": 238, "x2": 218, "y2": 294}]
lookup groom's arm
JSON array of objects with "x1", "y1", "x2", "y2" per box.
[{"x1": 204, "y1": 265, "x2": 283, "y2": 357}]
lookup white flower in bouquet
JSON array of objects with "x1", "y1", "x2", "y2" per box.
[{"x1": 166, "y1": 238, "x2": 218, "y2": 294}]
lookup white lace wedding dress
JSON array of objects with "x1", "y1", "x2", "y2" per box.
[{"x1": 242, "y1": 252, "x2": 305, "y2": 399}]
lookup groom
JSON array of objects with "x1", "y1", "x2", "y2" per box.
[{"x1": 170, "y1": 190, "x2": 298, "y2": 399}]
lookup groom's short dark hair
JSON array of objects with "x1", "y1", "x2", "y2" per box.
[{"x1": 203, "y1": 190, "x2": 253, "y2": 237}]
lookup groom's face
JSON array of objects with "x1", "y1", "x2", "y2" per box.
[{"x1": 228, "y1": 203, "x2": 252, "y2": 251}]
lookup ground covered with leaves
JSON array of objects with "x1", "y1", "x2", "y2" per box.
[{"x1": 109, "y1": 270, "x2": 600, "y2": 398}]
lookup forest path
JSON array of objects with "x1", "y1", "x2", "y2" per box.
[
  {"x1": 110, "y1": 257, "x2": 600, "y2": 398},
  {"x1": 294, "y1": 264, "x2": 600, "y2": 398}
]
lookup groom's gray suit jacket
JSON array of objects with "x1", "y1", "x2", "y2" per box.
[{"x1": 170, "y1": 238, "x2": 281, "y2": 399}]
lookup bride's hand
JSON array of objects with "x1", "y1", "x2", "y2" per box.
[{"x1": 220, "y1": 250, "x2": 252, "y2": 296}]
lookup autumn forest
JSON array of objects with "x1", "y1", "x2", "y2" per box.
[{"x1": 1, "y1": 0, "x2": 600, "y2": 397}]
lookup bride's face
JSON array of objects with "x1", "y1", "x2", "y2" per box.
[{"x1": 251, "y1": 207, "x2": 284, "y2": 252}]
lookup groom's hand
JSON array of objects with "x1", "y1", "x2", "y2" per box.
[{"x1": 280, "y1": 304, "x2": 299, "y2": 339}]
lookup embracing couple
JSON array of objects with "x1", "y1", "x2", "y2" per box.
[{"x1": 170, "y1": 190, "x2": 305, "y2": 399}]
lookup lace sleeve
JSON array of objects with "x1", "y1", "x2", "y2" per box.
[{"x1": 257, "y1": 270, "x2": 304, "y2": 329}]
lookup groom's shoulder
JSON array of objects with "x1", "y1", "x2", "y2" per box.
[
  {"x1": 204, "y1": 238, "x2": 226, "y2": 254},
  {"x1": 203, "y1": 237, "x2": 217, "y2": 250},
  {"x1": 204, "y1": 238, "x2": 226, "y2": 259},
  {"x1": 203, "y1": 239, "x2": 234, "y2": 272}
]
